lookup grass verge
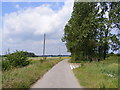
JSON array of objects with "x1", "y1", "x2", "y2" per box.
[
  {"x1": 2, "y1": 58, "x2": 62, "y2": 88},
  {"x1": 73, "y1": 56, "x2": 119, "y2": 88}
]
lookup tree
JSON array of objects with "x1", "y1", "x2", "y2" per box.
[
  {"x1": 97, "y1": 2, "x2": 120, "y2": 59},
  {"x1": 62, "y1": 2, "x2": 98, "y2": 61},
  {"x1": 62, "y1": 2, "x2": 120, "y2": 61},
  {"x1": 22, "y1": 51, "x2": 36, "y2": 57},
  {"x1": 109, "y1": 2, "x2": 120, "y2": 52}
]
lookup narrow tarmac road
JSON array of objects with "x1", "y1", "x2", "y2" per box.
[{"x1": 31, "y1": 59, "x2": 81, "y2": 88}]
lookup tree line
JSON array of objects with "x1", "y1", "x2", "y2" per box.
[
  {"x1": 62, "y1": 2, "x2": 120, "y2": 61},
  {"x1": 2, "y1": 50, "x2": 36, "y2": 57}
]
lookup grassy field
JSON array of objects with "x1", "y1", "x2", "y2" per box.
[
  {"x1": 73, "y1": 56, "x2": 119, "y2": 88},
  {"x1": 29, "y1": 57, "x2": 70, "y2": 60},
  {"x1": 2, "y1": 57, "x2": 63, "y2": 88}
]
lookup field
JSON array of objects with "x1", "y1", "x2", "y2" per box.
[
  {"x1": 2, "y1": 57, "x2": 63, "y2": 88},
  {"x1": 73, "y1": 56, "x2": 119, "y2": 88}
]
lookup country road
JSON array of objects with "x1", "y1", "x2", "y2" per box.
[{"x1": 30, "y1": 59, "x2": 81, "y2": 88}]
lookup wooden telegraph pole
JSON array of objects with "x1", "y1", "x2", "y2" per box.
[
  {"x1": 43, "y1": 33, "x2": 46, "y2": 60},
  {"x1": 59, "y1": 46, "x2": 61, "y2": 59}
]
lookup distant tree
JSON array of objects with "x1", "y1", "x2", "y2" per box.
[{"x1": 22, "y1": 51, "x2": 36, "y2": 57}]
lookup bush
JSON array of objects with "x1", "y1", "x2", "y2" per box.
[
  {"x1": 2, "y1": 51, "x2": 30, "y2": 71},
  {"x1": 2, "y1": 60, "x2": 12, "y2": 71}
]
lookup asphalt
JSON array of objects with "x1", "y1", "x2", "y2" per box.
[{"x1": 30, "y1": 59, "x2": 81, "y2": 88}]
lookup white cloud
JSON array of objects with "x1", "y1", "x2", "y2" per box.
[
  {"x1": 3, "y1": 0, "x2": 73, "y2": 38},
  {"x1": 2, "y1": 0, "x2": 74, "y2": 55},
  {"x1": 3, "y1": 0, "x2": 68, "y2": 2},
  {"x1": 15, "y1": 4, "x2": 20, "y2": 9}
]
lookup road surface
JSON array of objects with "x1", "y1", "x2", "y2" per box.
[{"x1": 30, "y1": 59, "x2": 81, "y2": 88}]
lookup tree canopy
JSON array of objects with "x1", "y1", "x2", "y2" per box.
[{"x1": 62, "y1": 2, "x2": 120, "y2": 61}]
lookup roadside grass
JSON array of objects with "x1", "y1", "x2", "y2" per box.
[
  {"x1": 0, "y1": 70, "x2": 1, "y2": 89},
  {"x1": 2, "y1": 58, "x2": 62, "y2": 88},
  {"x1": 28, "y1": 57, "x2": 68, "y2": 64},
  {"x1": 68, "y1": 59, "x2": 83, "y2": 63},
  {"x1": 0, "y1": 55, "x2": 1, "y2": 85},
  {"x1": 73, "y1": 56, "x2": 119, "y2": 88},
  {"x1": 29, "y1": 57, "x2": 70, "y2": 61},
  {"x1": 0, "y1": 57, "x2": 2, "y2": 60}
]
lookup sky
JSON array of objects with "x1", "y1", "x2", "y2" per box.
[
  {"x1": 1, "y1": 0, "x2": 119, "y2": 55},
  {"x1": 1, "y1": 0, "x2": 74, "y2": 55}
]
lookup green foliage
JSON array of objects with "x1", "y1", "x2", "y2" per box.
[
  {"x1": 62, "y1": 2, "x2": 98, "y2": 61},
  {"x1": 2, "y1": 51, "x2": 30, "y2": 71},
  {"x1": 2, "y1": 60, "x2": 11, "y2": 71},
  {"x1": 62, "y1": 2, "x2": 120, "y2": 61}
]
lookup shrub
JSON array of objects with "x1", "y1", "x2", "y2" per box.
[
  {"x1": 2, "y1": 51, "x2": 30, "y2": 71},
  {"x1": 2, "y1": 60, "x2": 12, "y2": 71}
]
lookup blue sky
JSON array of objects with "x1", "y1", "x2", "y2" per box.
[
  {"x1": 2, "y1": 2, "x2": 64, "y2": 16},
  {"x1": 0, "y1": 1, "x2": 2, "y2": 55},
  {"x1": 2, "y1": 0, "x2": 74, "y2": 55},
  {"x1": 1, "y1": 1, "x2": 119, "y2": 55}
]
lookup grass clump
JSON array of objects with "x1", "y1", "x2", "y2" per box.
[
  {"x1": 2, "y1": 58, "x2": 62, "y2": 88},
  {"x1": 73, "y1": 56, "x2": 119, "y2": 88}
]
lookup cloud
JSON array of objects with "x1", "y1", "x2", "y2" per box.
[
  {"x1": 3, "y1": 0, "x2": 68, "y2": 2},
  {"x1": 2, "y1": 0, "x2": 73, "y2": 55},
  {"x1": 15, "y1": 4, "x2": 20, "y2": 9},
  {"x1": 3, "y1": 0, "x2": 73, "y2": 39}
]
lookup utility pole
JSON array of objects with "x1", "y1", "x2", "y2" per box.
[
  {"x1": 59, "y1": 46, "x2": 61, "y2": 59},
  {"x1": 43, "y1": 33, "x2": 46, "y2": 60}
]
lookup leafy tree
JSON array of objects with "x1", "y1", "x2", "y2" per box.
[
  {"x1": 62, "y1": 2, "x2": 98, "y2": 61},
  {"x1": 62, "y1": 2, "x2": 120, "y2": 61},
  {"x1": 97, "y1": 2, "x2": 120, "y2": 59},
  {"x1": 109, "y1": 2, "x2": 120, "y2": 52}
]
